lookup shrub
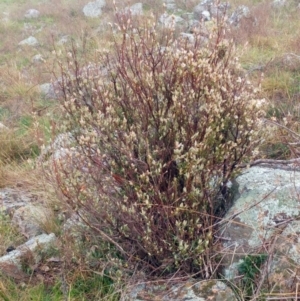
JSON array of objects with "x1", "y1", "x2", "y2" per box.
[{"x1": 53, "y1": 14, "x2": 264, "y2": 277}]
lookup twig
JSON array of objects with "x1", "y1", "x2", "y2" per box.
[
  {"x1": 287, "y1": 142, "x2": 300, "y2": 146},
  {"x1": 251, "y1": 224, "x2": 288, "y2": 301},
  {"x1": 264, "y1": 118, "x2": 300, "y2": 140},
  {"x1": 283, "y1": 52, "x2": 300, "y2": 60},
  {"x1": 237, "y1": 158, "x2": 300, "y2": 170},
  {"x1": 76, "y1": 210, "x2": 129, "y2": 257}
]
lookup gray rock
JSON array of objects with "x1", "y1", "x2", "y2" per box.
[
  {"x1": 194, "y1": 1, "x2": 230, "y2": 20},
  {"x1": 32, "y1": 54, "x2": 44, "y2": 63},
  {"x1": 267, "y1": 53, "x2": 300, "y2": 72},
  {"x1": 0, "y1": 233, "x2": 56, "y2": 280},
  {"x1": 222, "y1": 166, "x2": 300, "y2": 252},
  {"x1": 18, "y1": 36, "x2": 39, "y2": 46},
  {"x1": 0, "y1": 188, "x2": 38, "y2": 215},
  {"x1": 39, "y1": 132, "x2": 75, "y2": 163},
  {"x1": 210, "y1": 2, "x2": 230, "y2": 18},
  {"x1": 57, "y1": 35, "x2": 69, "y2": 45},
  {"x1": 193, "y1": 0, "x2": 213, "y2": 19},
  {"x1": 38, "y1": 132, "x2": 79, "y2": 181},
  {"x1": 63, "y1": 212, "x2": 87, "y2": 244},
  {"x1": 159, "y1": 13, "x2": 184, "y2": 27},
  {"x1": 182, "y1": 12, "x2": 194, "y2": 21},
  {"x1": 277, "y1": 220, "x2": 300, "y2": 264},
  {"x1": 180, "y1": 32, "x2": 195, "y2": 43},
  {"x1": 24, "y1": 9, "x2": 40, "y2": 19},
  {"x1": 83, "y1": 0, "x2": 106, "y2": 18},
  {"x1": 229, "y1": 5, "x2": 250, "y2": 26},
  {"x1": 12, "y1": 205, "x2": 51, "y2": 238},
  {"x1": 39, "y1": 63, "x2": 106, "y2": 101},
  {"x1": 272, "y1": 0, "x2": 287, "y2": 8},
  {"x1": 126, "y1": 3, "x2": 143, "y2": 15},
  {"x1": 201, "y1": 10, "x2": 210, "y2": 21},
  {"x1": 266, "y1": 219, "x2": 300, "y2": 294},
  {"x1": 23, "y1": 23, "x2": 42, "y2": 36},
  {"x1": 164, "y1": 0, "x2": 176, "y2": 10},
  {"x1": 187, "y1": 20, "x2": 202, "y2": 33},
  {"x1": 39, "y1": 82, "x2": 57, "y2": 99},
  {"x1": 220, "y1": 166, "x2": 300, "y2": 294},
  {"x1": 125, "y1": 279, "x2": 237, "y2": 301}
]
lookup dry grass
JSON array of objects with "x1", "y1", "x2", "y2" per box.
[
  {"x1": 0, "y1": 214, "x2": 25, "y2": 257},
  {"x1": 226, "y1": 0, "x2": 300, "y2": 159}
]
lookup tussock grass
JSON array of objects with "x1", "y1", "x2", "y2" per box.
[{"x1": 0, "y1": 129, "x2": 37, "y2": 163}]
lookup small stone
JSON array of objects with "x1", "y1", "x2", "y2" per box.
[
  {"x1": 39, "y1": 83, "x2": 57, "y2": 99},
  {"x1": 32, "y1": 54, "x2": 44, "y2": 63},
  {"x1": 229, "y1": 5, "x2": 250, "y2": 26},
  {"x1": 57, "y1": 35, "x2": 69, "y2": 45},
  {"x1": 6, "y1": 246, "x2": 15, "y2": 253},
  {"x1": 24, "y1": 9, "x2": 40, "y2": 19},
  {"x1": 159, "y1": 13, "x2": 184, "y2": 27},
  {"x1": 201, "y1": 10, "x2": 210, "y2": 21},
  {"x1": 18, "y1": 36, "x2": 39, "y2": 47},
  {"x1": 164, "y1": 0, "x2": 176, "y2": 10},
  {"x1": 83, "y1": 0, "x2": 106, "y2": 18},
  {"x1": 193, "y1": 0, "x2": 213, "y2": 20},
  {"x1": 122, "y1": 3, "x2": 143, "y2": 16},
  {"x1": 180, "y1": 33, "x2": 195, "y2": 43}
]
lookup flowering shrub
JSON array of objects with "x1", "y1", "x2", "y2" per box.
[{"x1": 54, "y1": 15, "x2": 264, "y2": 277}]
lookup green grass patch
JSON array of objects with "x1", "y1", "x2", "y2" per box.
[
  {"x1": 238, "y1": 254, "x2": 268, "y2": 300},
  {"x1": 0, "y1": 273, "x2": 119, "y2": 301},
  {"x1": 0, "y1": 108, "x2": 10, "y2": 121},
  {"x1": 70, "y1": 273, "x2": 118, "y2": 301},
  {"x1": 240, "y1": 44, "x2": 278, "y2": 70},
  {"x1": 262, "y1": 70, "x2": 293, "y2": 96},
  {"x1": 0, "y1": 213, "x2": 25, "y2": 256},
  {"x1": 0, "y1": 280, "x2": 63, "y2": 301}
]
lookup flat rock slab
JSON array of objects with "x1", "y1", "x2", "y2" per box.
[
  {"x1": 220, "y1": 166, "x2": 300, "y2": 295},
  {"x1": 222, "y1": 166, "x2": 300, "y2": 254},
  {"x1": 0, "y1": 233, "x2": 56, "y2": 280},
  {"x1": 18, "y1": 36, "x2": 39, "y2": 46},
  {"x1": 0, "y1": 188, "x2": 40, "y2": 215},
  {"x1": 126, "y1": 280, "x2": 237, "y2": 301}
]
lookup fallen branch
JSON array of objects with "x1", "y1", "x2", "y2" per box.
[{"x1": 237, "y1": 158, "x2": 300, "y2": 171}]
